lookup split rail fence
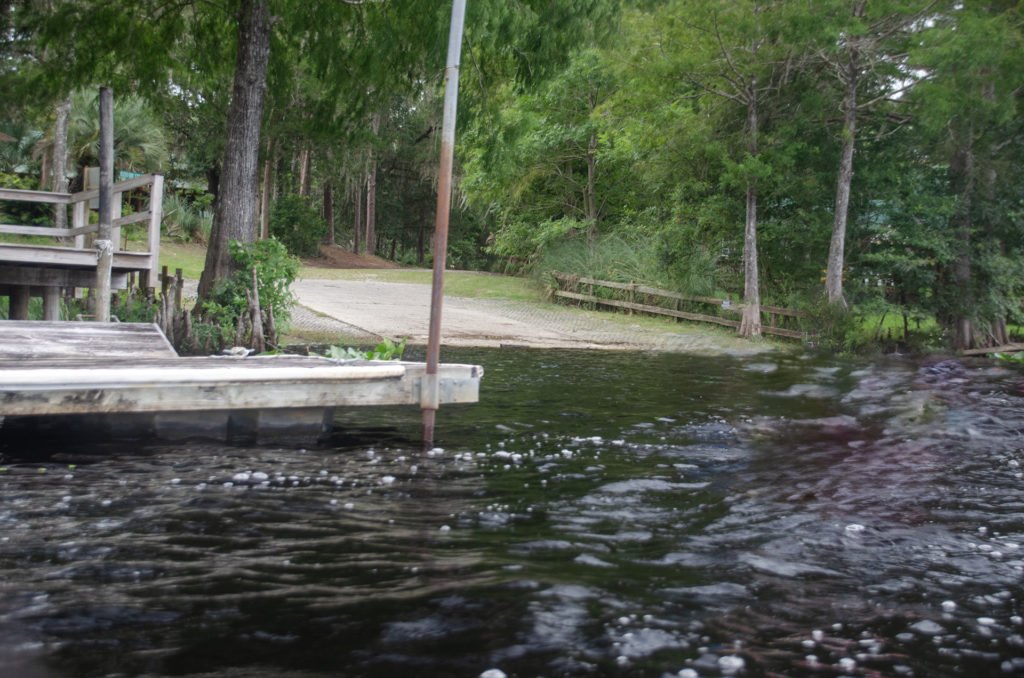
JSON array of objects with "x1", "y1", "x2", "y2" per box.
[{"x1": 549, "y1": 272, "x2": 815, "y2": 340}]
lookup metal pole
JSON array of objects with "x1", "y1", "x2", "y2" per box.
[
  {"x1": 422, "y1": 0, "x2": 467, "y2": 446},
  {"x1": 94, "y1": 86, "x2": 114, "y2": 322}
]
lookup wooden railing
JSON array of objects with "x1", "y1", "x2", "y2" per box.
[
  {"x1": 549, "y1": 272, "x2": 814, "y2": 340},
  {"x1": 0, "y1": 173, "x2": 164, "y2": 288}
]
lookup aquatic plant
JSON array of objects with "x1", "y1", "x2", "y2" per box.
[{"x1": 326, "y1": 337, "x2": 407, "y2": 361}]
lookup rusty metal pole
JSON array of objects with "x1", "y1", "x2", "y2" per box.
[
  {"x1": 422, "y1": 0, "x2": 467, "y2": 446},
  {"x1": 94, "y1": 86, "x2": 114, "y2": 322}
]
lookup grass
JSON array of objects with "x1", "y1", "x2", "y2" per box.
[
  {"x1": 298, "y1": 266, "x2": 546, "y2": 303},
  {"x1": 159, "y1": 241, "x2": 207, "y2": 280}
]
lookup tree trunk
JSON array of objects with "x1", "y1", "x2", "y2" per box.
[
  {"x1": 259, "y1": 137, "x2": 274, "y2": 239},
  {"x1": 197, "y1": 0, "x2": 272, "y2": 301},
  {"x1": 353, "y1": 179, "x2": 363, "y2": 254},
  {"x1": 365, "y1": 113, "x2": 381, "y2": 256},
  {"x1": 584, "y1": 130, "x2": 598, "y2": 240},
  {"x1": 825, "y1": 53, "x2": 859, "y2": 307},
  {"x1": 365, "y1": 169, "x2": 377, "y2": 256},
  {"x1": 950, "y1": 141, "x2": 976, "y2": 351},
  {"x1": 40, "y1": 150, "x2": 50, "y2": 190},
  {"x1": 207, "y1": 166, "x2": 220, "y2": 204},
  {"x1": 739, "y1": 180, "x2": 762, "y2": 337},
  {"x1": 417, "y1": 204, "x2": 425, "y2": 264},
  {"x1": 52, "y1": 96, "x2": 71, "y2": 230},
  {"x1": 323, "y1": 180, "x2": 334, "y2": 245},
  {"x1": 738, "y1": 89, "x2": 762, "y2": 338},
  {"x1": 298, "y1": 147, "x2": 311, "y2": 197}
]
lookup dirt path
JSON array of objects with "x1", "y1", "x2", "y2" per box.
[{"x1": 292, "y1": 277, "x2": 771, "y2": 355}]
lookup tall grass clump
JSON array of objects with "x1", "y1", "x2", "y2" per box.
[
  {"x1": 163, "y1": 193, "x2": 212, "y2": 243},
  {"x1": 534, "y1": 229, "x2": 722, "y2": 298}
]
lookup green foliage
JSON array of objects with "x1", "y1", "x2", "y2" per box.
[
  {"x1": 63, "y1": 90, "x2": 169, "y2": 173},
  {"x1": 0, "y1": 171, "x2": 49, "y2": 228},
  {"x1": 4, "y1": 0, "x2": 1023, "y2": 353},
  {"x1": 536, "y1": 230, "x2": 660, "y2": 284},
  {"x1": 110, "y1": 291, "x2": 159, "y2": 323},
  {"x1": 325, "y1": 337, "x2": 407, "y2": 361},
  {"x1": 162, "y1": 193, "x2": 212, "y2": 243},
  {"x1": 200, "y1": 238, "x2": 298, "y2": 333},
  {"x1": 994, "y1": 352, "x2": 1024, "y2": 366},
  {"x1": 270, "y1": 195, "x2": 326, "y2": 257}
]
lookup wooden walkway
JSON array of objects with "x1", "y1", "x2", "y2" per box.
[{"x1": 0, "y1": 322, "x2": 482, "y2": 440}]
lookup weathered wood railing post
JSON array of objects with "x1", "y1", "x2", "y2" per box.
[
  {"x1": 72, "y1": 199, "x2": 87, "y2": 250},
  {"x1": 94, "y1": 86, "x2": 114, "y2": 322},
  {"x1": 143, "y1": 174, "x2": 164, "y2": 290}
]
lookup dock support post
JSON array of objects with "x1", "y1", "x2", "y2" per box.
[
  {"x1": 42, "y1": 287, "x2": 61, "y2": 321},
  {"x1": 422, "y1": 0, "x2": 467, "y2": 447},
  {"x1": 94, "y1": 86, "x2": 114, "y2": 323},
  {"x1": 10, "y1": 286, "x2": 29, "y2": 320}
]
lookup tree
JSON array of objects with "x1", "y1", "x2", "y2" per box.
[
  {"x1": 910, "y1": 1, "x2": 1024, "y2": 349},
  {"x1": 197, "y1": 0, "x2": 271, "y2": 299},
  {"x1": 661, "y1": 0, "x2": 805, "y2": 337},
  {"x1": 819, "y1": 0, "x2": 935, "y2": 307}
]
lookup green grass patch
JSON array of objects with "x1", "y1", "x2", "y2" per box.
[
  {"x1": 852, "y1": 312, "x2": 940, "y2": 340},
  {"x1": 159, "y1": 240, "x2": 207, "y2": 280},
  {"x1": 299, "y1": 267, "x2": 545, "y2": 303}
]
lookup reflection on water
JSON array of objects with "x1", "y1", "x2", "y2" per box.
[{"x1": 1, "y1": 349, "x2": 1023, "y2": 677}]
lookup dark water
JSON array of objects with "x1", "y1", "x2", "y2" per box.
[{"x1": 1, "y1": 349, "x2": 1023, "y2": 677}]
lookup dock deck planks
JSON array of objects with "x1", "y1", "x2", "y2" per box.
[
  {"x1": 0, "y1": 320, "x2": 176, "y2": 360},
  {"x1": 0, "y1": 322, "x2": 482, "y2": 423}
]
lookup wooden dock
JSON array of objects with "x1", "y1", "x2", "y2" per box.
[{"x1": 0, "y1": 322, "x2": 482, "y2": 442}]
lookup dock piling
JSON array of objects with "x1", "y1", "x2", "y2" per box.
[{"x1": 422, "y1": 0, "x2": 467, "y2": 447}]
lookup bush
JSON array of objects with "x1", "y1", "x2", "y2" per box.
[
  {"x1": 162, "y1": 193, "x2": 212, "y2": 243},
  {"x1": 0, "y1": 171, "x2": 50, "y2": 227},
  {"x1": 270, "y1": 195, "x2": 326, "y2": 257},
  {"x1": 535, "y1": 231, "x2": 681, "y2": 290},
  {"x1": 200, "y1": 238, "x2": 299, "y2": 337}
]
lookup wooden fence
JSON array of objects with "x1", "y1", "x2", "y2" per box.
[{"x1": 549, "y1": 272, "x2": 814, "y2": 340}]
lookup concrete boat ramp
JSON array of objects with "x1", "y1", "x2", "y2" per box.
[{"x1": 0, "y1": 321, "x2": 482, "y2": 442}]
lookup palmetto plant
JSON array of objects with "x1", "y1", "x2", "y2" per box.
[
  {"x1": 68, "y1": 89, "x2": 168, "y2": 173},
  {"x1": 29, "y1": 89, "x2": 169, "y2": 184},
  {"x1": 0, "y1": 120, "x2": 44, "y2": 175}
]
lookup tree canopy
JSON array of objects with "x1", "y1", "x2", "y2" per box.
[{"x1": 1, "y1": 0, "x2": 1021, "y2": 351}]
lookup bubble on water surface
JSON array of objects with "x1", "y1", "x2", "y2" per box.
[
  {"x1": 910, "y1": 620, "x2": 945, "y2": 636},
  {"x1": 767, "y1": 384, "x2": 840, "y2": 399},
  {"x1": 718, "y1": 655, "x2": 745, "y2": 674},
  {"x1": 574, "y1": 554, "x2": 613, "y2": 568}
]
